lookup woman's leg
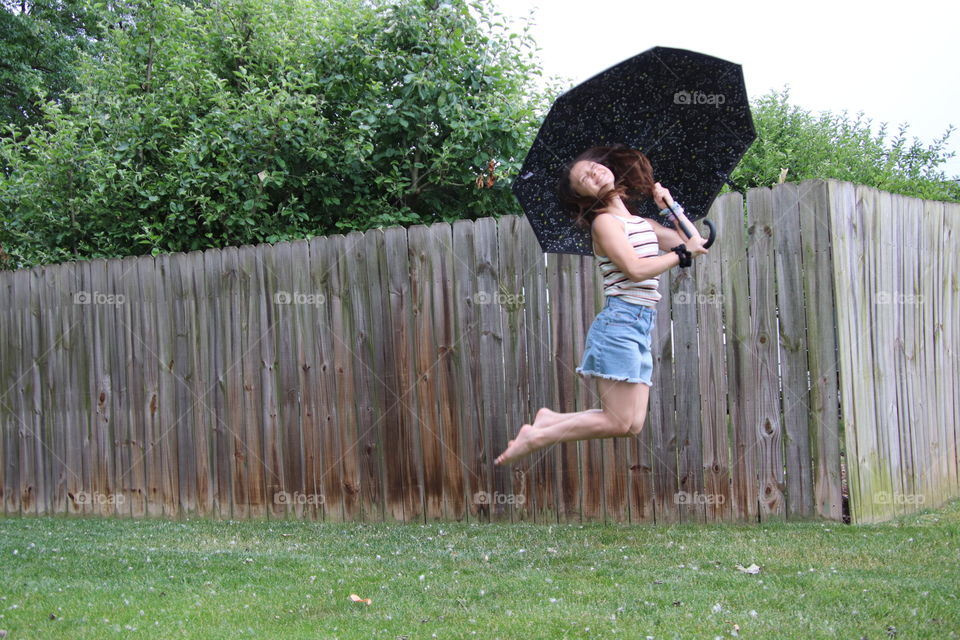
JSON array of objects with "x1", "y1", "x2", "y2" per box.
[
  {"x1": 495, "y1": 377, "x2": 643, "y2": 465},
  {"x1": 628, "y1": 382, "x2": 651, "y2": 435},
  {"x1": 532, "y1": 381, "x2": 650, "y2": 433},
  {"x1": 531, "y1": 407, "x2": 601, "y2": 429}
]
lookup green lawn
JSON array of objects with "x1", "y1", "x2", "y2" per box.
[{"x1": 2, "y1": 500, "x2": 959, "y2": 639}]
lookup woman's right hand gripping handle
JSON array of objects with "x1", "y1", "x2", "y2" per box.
[{"x1": 685, "y1": 234, "x2": 709, "y2": 258}]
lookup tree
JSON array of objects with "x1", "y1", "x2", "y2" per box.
[
  {"x1": 0, "y1": 0, "x2": 121, "y2": 129},
  {"x1": 730, "y1": 87, "x2": 960, "y2": 202},
  {"x1": 0, "y1": 0, "x2": 551, "y2": 269}
]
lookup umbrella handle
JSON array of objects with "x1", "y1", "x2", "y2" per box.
[
  {"x1": 670, "y1": 206, "x2": 718, "y2": 249},
  {"x1": 702, "y1": 219, "x2": 716, "y2": 249}
]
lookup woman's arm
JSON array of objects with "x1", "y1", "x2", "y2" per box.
[
  {"x1": 592, "y1": 214, "x2": 681, "y2": 281},
  {"x1": 647, "y1": 218, "x2": 685, "y2": 252},
  {"x1": 650, "y1": 183, "x2": 704, "y2": 250}
]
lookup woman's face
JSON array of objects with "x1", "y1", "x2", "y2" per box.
[{"x1": 569, "y1": 160, "x2": 614, "y2": 198}]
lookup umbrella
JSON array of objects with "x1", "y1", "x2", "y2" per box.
[{"x1": 512, "y1": 46, "x2": 756, "y2": 256}]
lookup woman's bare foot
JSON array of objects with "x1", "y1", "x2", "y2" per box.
[{"x1": 494, "y1": 424, "x2": 541, "y2": 466}]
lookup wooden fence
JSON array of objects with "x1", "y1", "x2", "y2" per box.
[{"x1": 0, "y1": 180, "x2": 957, "y2": 524}]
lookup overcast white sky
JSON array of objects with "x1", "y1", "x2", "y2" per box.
[{"x1": 489, "y1": 0, "x2": 960, "y2": 178}]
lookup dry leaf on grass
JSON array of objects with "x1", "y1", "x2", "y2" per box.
[{"x1": 349, "y1": 593, "x2": 372, "y2": 605}]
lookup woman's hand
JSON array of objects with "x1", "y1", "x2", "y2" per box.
[
  {"x1": 656, "y1": 182, "x2": 706, "y2": 245},
  {"x1": 684, "y1": 234, "x2": 709, "y2": 258},
  {"x1": 652, "y1": 182, "x2": 674, "y2": 210}
]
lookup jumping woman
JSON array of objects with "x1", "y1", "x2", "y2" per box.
[{"x1": 494, "y1": 144, "x2": 709, "y2": 466}]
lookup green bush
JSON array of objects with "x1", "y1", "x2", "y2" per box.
[
  {"x1": 0, "y1": 0, "x2": 551, "y2": 269},
  {"x1": 730, "y1": 87, "x2": 960, "y2": 202}
]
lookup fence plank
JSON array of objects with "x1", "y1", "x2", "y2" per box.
[
  {"x1": 87, "y1": 261, "x2": 117, "y2": 516},
  {"x1": 333, "y1": 234, "x2": 366, "y2": 521},
  {"x1": 497, "y1": 215, "x2": 531, "y2": 521},
  {"x1": 517, "y1": 221, "x2": 559, "y2": 524},
  {"x1": 14, "y1": 273, "x2": 29, "y2": 515},
  {"x1": 258, "y1": 245, "x2": 286, "y2": 518},
  {"x1": 7, "y1": 271, "x2": 27, "y2": 515},
  {"x1": 746, "y1": 188, "x2": 786, "y2": 521},
  {"x1": 832, "y1": 182, "x2": 878, "y2": 523},
  {"x1": 473, "y1": 218, "x2": 510, "y2": 522},
  {"x1": 272, "y1": 242, "x2": 302, "y2": 519},
  {"x1": 716, "y1": 192, "x2": 755, "y2": 522},
  {"x1": 429, "y1": 221, "x2": 465, "y2": 522},
  {"x1": 945, "y1": 202, "x2": 960, "y2": 497},
  {"x1": 39, "y1": 264, "x2": 65, "y2": 514},
  {"x1": 196, "y1": 249, "x2": 221, "y2": 518},
  {"x1": 28, "y1": 267, "x2": 49, "y2": 516},
  {"x1": 59, "y1": 262, "x2": 85, "y2": 515},
  {"x1": 358, "y1": 231, "x2": 389, "y2": 522},
  {"x1": 796, "y1": 181, "x2": 843, "y2": 520},
  {"x1": 0, "y1": 272, "x2": 12, "y2": 514},
  {"x1": 898, "y1": 194, "x2": 926, "y2": 511},
  {"x1": 104, "y1": 259, "x2": 130, "y2": 517},
  {"x1": 673, "y1": 265, "x2": 705, "y2": 524},
  {"x1": 307, "y1": 236, "x2": 340, "y2": 521},
  {"x1": 203, "y1": 249, "x2": 231, "y2": 519},
  {"x1": 135, "y1": 255, "x2": 164, "y2": 518},
  {"x1": 650, "y1": 267, "x2": 678, "y2": 523},
  {"x1": 887, "y1": 192, "x2": 913, "y2": 517},
  {"x1": 236, "y1": 247, "x2": 266, "y2": 518},
  {"x1": 450, "y1": 221, "x2": 485, "y2": 522},
  {"x1": 342, "y1": 231, "x2": 386, "y2": 522},
  {"x1": 920, "y1": 198, "x2": 949, "y2": 506},
  {"x1": 549, "y1": 253, "x2": 583, "y2": 523},
  {"x1": 380, "y1": 227, "x2": 423, "y2": 522},
  {"x1": 274, "y1": 242, "x2": 306, "y2": 520},
  {"x1": 407, "y1": 225, "x2": 444, "y2": 521},
  {"x1": 295, "y1": 240, "x2": 322, "y2": 521},
  {"x1": 118, "y1": 256, "x2": 147, "y2": 518},
  {"x1": 107, "y1": 258, "x2": 131, "y2": 517},
  {"x1": 697, "y1": 196, "x2": 733, "y2": 522},
  {"x1": 76, "y1": 260, "x2": 96, "y2": 516},
  {"x1": 220, "y1": 246, "x2": 247, "y2": 519},
  {"x1": 577, "y1": 253, "x2": 605, "y2": 524},
  {"x1": 772, "y1": 183, "x2": 814, "y2": 519}
]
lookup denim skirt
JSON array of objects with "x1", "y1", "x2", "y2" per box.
[{"x1": 576, "y1": 295, "x2": 657, "y2": 386}]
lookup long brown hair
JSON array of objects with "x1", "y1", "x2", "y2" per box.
[{"x1": 557, "y1": 145, "x2": 657, "y2": 232}]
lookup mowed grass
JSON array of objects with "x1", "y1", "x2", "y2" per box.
[{"x1": 1, "y1": 500, "x2": 959, "y2": 639}]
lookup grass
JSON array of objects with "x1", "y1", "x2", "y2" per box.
[{"x1": 1, "y1": 500, "x2": 959, "y2": 639}]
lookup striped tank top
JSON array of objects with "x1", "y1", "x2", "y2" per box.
[{"x1": 591, "y1": 213, "x2": 662, "y2": 308}]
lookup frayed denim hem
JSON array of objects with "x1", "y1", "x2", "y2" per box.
[{"x1": 576, "y1": 367, "x2": 652, "y2": 387}]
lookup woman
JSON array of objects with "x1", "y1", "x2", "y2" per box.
[{"x1": 494, "y1": 145, "x2": 709, "y2": 466}]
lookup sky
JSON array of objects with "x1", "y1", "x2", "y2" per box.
[{"x1": 488, "y1": 0, "x2": 960, "y2": 178}]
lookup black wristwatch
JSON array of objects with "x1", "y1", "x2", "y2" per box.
[{"x1": 671, "y1": 244, "x2": 692, "y2": 268}]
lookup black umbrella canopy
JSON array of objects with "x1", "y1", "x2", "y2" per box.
[{"x1": 513, "y1": 46, "x2": 756, "y2": 255}]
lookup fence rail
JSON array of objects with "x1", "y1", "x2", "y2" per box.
[{"x1": 1, "y1": 180, "x2": 957, "y2": 523}]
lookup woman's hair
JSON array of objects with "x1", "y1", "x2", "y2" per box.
[{"x1": 557, "y1": 144, "x2": 656, "y2": 232}]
